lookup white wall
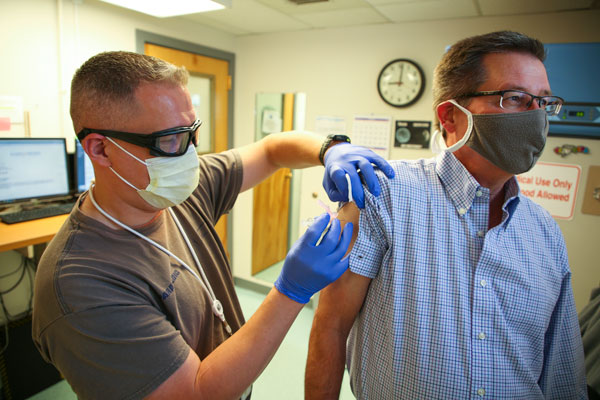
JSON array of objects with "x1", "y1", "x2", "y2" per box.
[
  {"x1": 0, "y1": 0, "x2": 234, "y2": 151},
  {"x1": 0, "y1": 0, "x2": 235, "y2": 317},
  {"x1": 0, "y1": 0, "x2": 598, "y2": 311},
  {"x1": 231, "y1": 9, "x2": 600, "y2": 311}
]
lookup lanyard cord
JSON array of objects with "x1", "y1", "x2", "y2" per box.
[
  {"x1": 168, "y1": 208, "x2": 217, "y2": 299},
  {"x1": 87, "y1": 185, "x2": 232, "y2": 334}
]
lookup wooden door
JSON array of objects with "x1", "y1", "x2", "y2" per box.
[
  {"x1": 144, "y1": 44, "x2": 230, "y2": 251},
  {"x1": 251, "y1": 93, "x2": 294, "y2": 275}
]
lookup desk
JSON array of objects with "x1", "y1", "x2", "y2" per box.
[{"x1": 0, "y1": 215, "x2": 69, "y2": 252}]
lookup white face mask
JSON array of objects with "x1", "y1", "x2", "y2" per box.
[{"x1": 107, "y1": 138, "x2": 200, "y2": 208}]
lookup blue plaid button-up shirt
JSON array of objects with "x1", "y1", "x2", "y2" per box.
[{"x1": 347, "y1": 152, "x2": 586, "y2": 399}]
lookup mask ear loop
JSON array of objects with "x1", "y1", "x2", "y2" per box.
[
  {"x1": 105, "y1": 137, "x2": 147, "y2": 191},
  {"x1": 106, "y1": 137, "x2": 148, "y2": 165},
  {"x1": 430, "y1": 99, "x2": 473, "y2": 154}
]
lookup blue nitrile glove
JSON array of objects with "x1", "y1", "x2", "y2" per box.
[
  {"x1": 274, "y1": 213, "x2": 353, "y2": 304},
  {"x1": 323, "y1": 143, "x2": 395, "y2": 209}
]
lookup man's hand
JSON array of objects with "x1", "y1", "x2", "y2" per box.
[
  {"x1": 274, "y1": 214, "x2": 353, "y2": 304},
  {"x1": 323, "y1": 143, "x2": 395, "y2": 208}
]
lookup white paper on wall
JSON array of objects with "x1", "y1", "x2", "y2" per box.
[
  {"x1": 315, "y1": 115, "x2": 347, "y2": 137},
  {"x1": 352, "y1": 114, "x2": 392, "y2": 159}
]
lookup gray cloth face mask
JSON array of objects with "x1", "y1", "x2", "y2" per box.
[{"x1": 431, "y1": 99, "x2": 549, "y2": 174}]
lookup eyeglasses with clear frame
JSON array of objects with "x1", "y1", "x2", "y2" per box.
[
  {"x1": 77, "y1": 119, "x2": 202, "y2": 157},
  {"x1": 457, "y1": 90, "x2": 564, "y2": 116}
]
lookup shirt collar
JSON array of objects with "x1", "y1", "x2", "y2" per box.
[
  {"x1": 436, "y1": 151, "x2": 481, "y2": 215},
  {"x1": 435, "y1": 152, "x2": 522, "y2": 227},
  {"x1": 502, "y1": 176, "x2": 521, "y2": 226}
]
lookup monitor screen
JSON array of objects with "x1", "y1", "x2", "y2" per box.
[
  {"x1": 0, "y1": 138, "x2": 70, "y2": 204},
  {"x1": 75, "y1": 141, "x2": 94, "y2": 192}
]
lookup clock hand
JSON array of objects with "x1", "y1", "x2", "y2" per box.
[{"x1": 399, "y1": 63, "x2": 405, "y2": 84}]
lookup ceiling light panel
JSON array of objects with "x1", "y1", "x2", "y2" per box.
[{"x1": 99, "y1": 0, "x2": 232, "y2": 18}]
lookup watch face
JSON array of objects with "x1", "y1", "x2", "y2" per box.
[{"x1": 377, "y1": 59, "x2": 425, "y2": 107}]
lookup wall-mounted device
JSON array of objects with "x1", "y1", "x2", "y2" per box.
[
  {"x1": 394, "y1": 120, "x2": 431, "y2": 149},
  {"x1": 261, "y1": 109, "x2": 282, "y2": 135},
  {"x1": 544, "y1": 42, "x2": 600, "y2": 139}
]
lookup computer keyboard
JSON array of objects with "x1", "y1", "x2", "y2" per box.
[{"x1": 0, "y1": 202, "x2": 75, "y2": 224}]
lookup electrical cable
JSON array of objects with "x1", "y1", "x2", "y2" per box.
[
  {"x1": 0, "y1": 253, "x2": 36, "y2": 356},
  {"x1": 0, "y1": 256, "x2": 28, "y2": 295},
  {"x1": 0, "y1": 323, "x2": 9, "y2": 356},
  {"x1": 0, "y1": 262, "x2": 24, "y2": 280}
]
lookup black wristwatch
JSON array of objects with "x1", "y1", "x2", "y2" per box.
[{"x1": 319, "y1": 134, "x2": 351, "y2": 165}]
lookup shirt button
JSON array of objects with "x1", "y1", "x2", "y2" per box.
[
  {"x1": 476, "y1": 190, "x2": 483, "y2": 197},
  {"x1": 458, "y1": 207, "x2": 467, "y2": 216},
  {"x1": 477, "y1": 230, "x2": 485, "y2": 237},
  {"x1": 480, "y1": 279, "x2": 487, "y2": 287},
  {"x1": 478, "y1": 332, "x2": 486, "y2": 340},
  {"x1": 477, "y1": 388, "x2": 486, "y2": 396}
]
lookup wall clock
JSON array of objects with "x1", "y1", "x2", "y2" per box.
[{"x1": 377, "y1": 58, "x2": 425, "y2": 107}]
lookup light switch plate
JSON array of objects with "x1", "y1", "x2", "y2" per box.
[{"x1": 582, "y1": 165, "x2": 600, "y2": 216}]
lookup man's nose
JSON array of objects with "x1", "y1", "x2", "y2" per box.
[{"x1": 528, "y1": 97, "x2": 542, "y2": 110}]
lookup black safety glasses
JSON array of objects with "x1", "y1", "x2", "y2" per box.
[{"x1": 77, "y1": 119, "x2": 202, "y2": 157}]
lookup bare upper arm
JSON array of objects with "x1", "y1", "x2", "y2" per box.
[
  {"x1": 314, "y1": 201, "x2": 370, "y2": 332},
  {"x1": 237, "y1": 140, "x2": 277, "y2": 193},
  {"x1": 336, "y1": 201, "x2": 360, "y2": 257},
  {"x1": 317, "y1": 268, "x2": 370, "y2": 326},
  {"x1": 236, "y1": 131, "x2": 323, "y2": 193},
  {"x1": 145, "y1": 350, "x2": 200, "y2": 399}
]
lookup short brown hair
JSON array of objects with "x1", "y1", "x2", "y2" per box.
[
  {"x1": 432, "y1": 31, "x2": 546, "y2": 131},
  {"x1": 70, "y1": 51, "x2": 189, "y2": 133}
]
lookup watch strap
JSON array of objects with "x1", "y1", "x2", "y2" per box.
[{"x1": 319, "y1": 134, "x2": 351, "y2": 165}]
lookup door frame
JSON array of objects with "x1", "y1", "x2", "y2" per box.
[
  {"x1": 136, "y1": 30, "x2": 235, "y2": 147},
  {"x1": 135, "y1": 30, "x2": 236, "y2": 262}
]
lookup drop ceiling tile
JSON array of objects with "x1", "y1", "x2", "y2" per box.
[
  {"x1": 256, "y1": 0, "x2": 373, "y2": 15},
  {"x1": 183, "y1": 0, "x2": 310, "y2": 34},
  {"x1": 181, "y1": 16, "x2": 251, "y2": 35},
  {"x1": 294, "y1": 7, "x2": 390, "y2": 28},
  {"x1": 478, "y1": 0, "x2": 594, "y2": 16},
  {"x1": 366, "y1": 0, "x2": 422, "y2": 5},
  {"x1": 374, "y1": 0, "x2": 479, "y2": 22}
]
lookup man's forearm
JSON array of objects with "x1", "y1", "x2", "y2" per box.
[
  {"x1": 149, "y1": 288, "x2": 305, "y2": 399},
  {"x1": 194, "y1": 288, "x2": 304, "y2": 397},
  {"x1": 262, "y1": 131, "x2": 323, "y2": 169},
  {"x1": 238, "y1": 131, "x2": 324, "y2": 192},
  {"x1": 305, "y1": 318, "x2": 347, "y2": 399},
  {"x1": 304, "y1": 268, "x2": 370, "y2": 400}
]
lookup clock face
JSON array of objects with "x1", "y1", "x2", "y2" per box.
[{"x1": 377, "y1": 59, "x2": 425, "y2": 107}]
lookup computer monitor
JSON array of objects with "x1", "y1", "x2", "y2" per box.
[
  {"x1": 74, "y1": 141, "x2": 94, "y2": 193},
  {"x1": 0, "y1": 138, "x2": 70, "y2": 205}
]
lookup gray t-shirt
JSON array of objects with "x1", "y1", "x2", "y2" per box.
[{"x1": 32, "y1": 150, "x2": 244, "y2": 400}]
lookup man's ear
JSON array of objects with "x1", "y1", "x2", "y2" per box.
[
  {"x1": 81, "y1": 134, "x2": 111, "y2": 167},
  {"x1": 437, "y1": 101, "x2": 457, "y2": 135}
]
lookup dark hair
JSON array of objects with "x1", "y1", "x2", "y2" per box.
[
  {"x1": 432, "y1": 31, "x2": 546, "y2": 131},
  {"x1": 70, "y1": 51, "x2": 189, "y2": 132}
]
